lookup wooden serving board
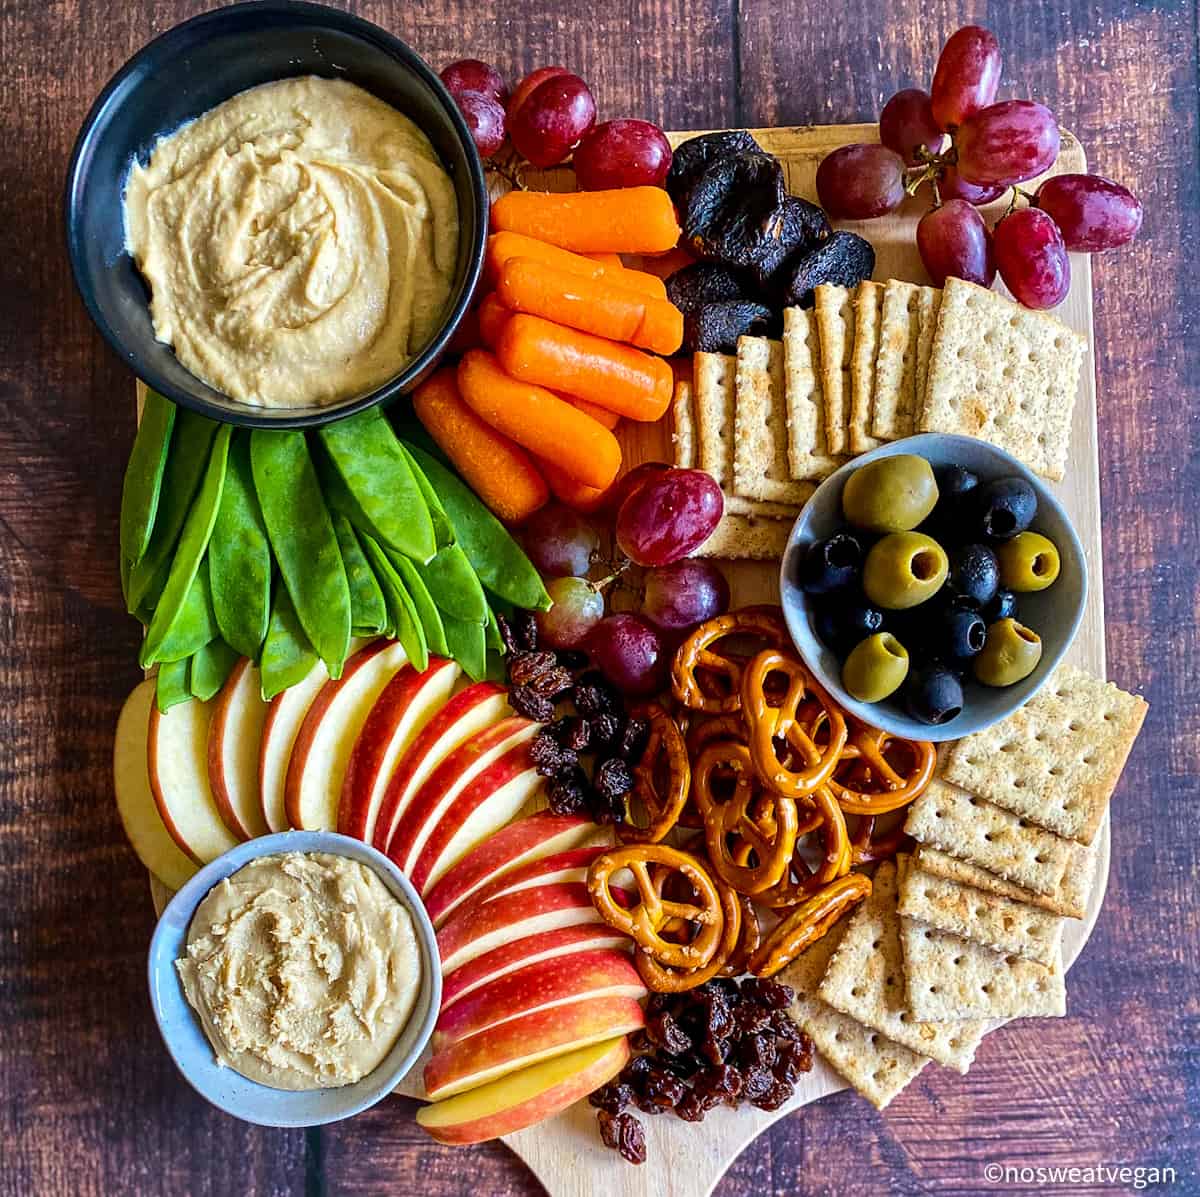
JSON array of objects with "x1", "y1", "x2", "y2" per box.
[{"x1": 146, "y1": 123, "x2": 1108, "y2": 1197}]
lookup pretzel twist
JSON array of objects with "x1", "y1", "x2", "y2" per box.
[{"x1": 747, "y1": 873, "x2": 873, "y2": 977}]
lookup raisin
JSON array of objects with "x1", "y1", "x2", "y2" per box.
[
  {"x1": 690, "y1": 989, "x2": 734, "y2": 1042},
  {"x1": 529, "y1": 664, "x2": 574, "y2": 698},
  {"x1": 771, "y1": 1009, "x2": 806, "y2": 1043},
  {"x1": 589, "y1": 1082, "x2": 635, "y2": 1114},
  {"x1": 626, "y1": 1054, "x2": 654, "y2": 1081},
  {"x1": 509, "y1": 685, "x2": 555, "y2": 722},
  {"x1": 597, "y1": 1110, "x2": 646, "y2": 1164},
  {"x1": 631, "y1": 1089, "x2": 665, "y2": 1115},
  {"x1": 560, "y1": 716, "x2": 592, "y2": 752},
  {"x1": 737, "y1": 1033, "x2": 776, "y2": 1072},
  {"x1": 594, "y1": 757, "x2": 634, "y2": 801},
  {"x1": 742, "y1": 978, "x2": 794, "y2": 1010},
  {"x1": 590, "y1": 788, "x2": 627, "y2": 826},
  {"x1": 588, "y1": 712, "x2": 622, "y2": 748},
  {"x1": 629, "y1": 1029, "x2": 652, "y2": 1053},
  {"x1": 574, "y1": 671, "x2": 619, "y2": 716},
  {"x1": 640, "y1": 1065, "x2": 686, "y2": 1109},
  {"x1": 546, "y1": 768, "x2": 589, "y2": 815},
  {"x1": 645, "y1": 993, "x2": 674, "y2": 1018},
  {"x1": 733, "y1": 1001, "x2": 772, "y2": 1036},
  {"x1": 508, "y1": 650, "x2": 557, "y2": 686},
  {"x1": 741, "y1": 1066, "x2": 774, "y2": 1103},
  {"x1": 615, "y1": 716, "x2": 651, "y2": 762},
  {"x1": 645, "y1": 1008, "x2": 693, "y2": 1056},
  {"x1": 773, "y1": 1040, "x2": 811, "y2": 1085},
  {"x1": 512, "y1": 610, "x2": 539, "y2": 651},
  {"x1": 530, "y1": 731, "x2": 576, "y2": 777},
  {"x1": 750, "y1": 1079, "x2": 793, "y2": 1111},
  {"x1": 694, "y1": 1064, "x2": 744, "y2": 1106},
  {"x1": 674, "y1": 1089, "x2": 708, "y2": 1122},
  {"x1": 495, "y1": 613, "x2": 519, "y2": 656}
]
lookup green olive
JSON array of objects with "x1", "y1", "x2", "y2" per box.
[
  {"x1": 862, "y1": 532, "x2": 949, "y2": 610},
  {"x1": 996, "y1": 531, "x2": 1061, "y2": 592},
  {"x1": 841, "y1": 454, "x2": 938, "y2": 533},
  {"x1": 973, "y1": 618, "x2": 1043, "y2": 687},
  {"x1": 842, "y1": 633, "x2": 910, "y2": 702}
]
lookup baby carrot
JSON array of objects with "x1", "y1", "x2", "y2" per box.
[
  {"x1": 456, "y1": 350, "x2": 622, "y2": 491},
  {"x1": 568, "y1": 395, "x2": 620, "y2": 430},
  {"x1": 413, "y1": 367, "x2": 549, "y2": 524},
  {"x1": 486, "y1": 231, "x2": 667, "y2": 298},
  {"x1": 586, "y1": 252, "x2": 624, "y2": 270},
  {"x1": 497, "y1": 257, "x2": 684, "y2": 355},
  {"x1": 534, "y1": 456, "x2": 610, "y2": 513},
  {"x1": 496, "y1": 313, "x2": 674, "y2": 422},
  {"x1": 491, "y1": 188, "x2": 682, "y2": 255},
  {"x1": 477, "y1": 292, "x2": 511, "y2": 349}
]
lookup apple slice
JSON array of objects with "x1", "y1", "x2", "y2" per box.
[
  {"x1": 441, "y1": 925, "x2": 631, "y2": 1012},
  {"x1": 372, "y1": 681, "x2": 510, "y2": 855},
  {"x1": 434, "y1": 948, "x2": 645, "y2": 1050},
  {"x1": 284, "y1": 639, "x2": 411, "y2": 831},
  {"x1": 258, "y1": 659, "x2": 330, "y2": 833},
  {"x1": 114, "y1": 679, "x2": 198, "y2": 891},
  {"x1": 148, "y1": 695, "x2": 239, "y2": 865},
  {"x1": 387, "y1": 716, "x2": 536, "y2": 878},
  {"x1": 424, "y1": 994, "x2": 645, "y2": 1100},
  {"x1": 337, "y1": 657, "x2": 461, "y2": 842},
  {"x1": 416, "y1": 1035, "x2": 631, "y2": 1144},
  {"x1": 206, "y1": 658, "x2": 269, "y2": 841},
  {"x1": 424, "y1": 812, "x2": 609, "y2": 928},
  {"x1": 438, "y1": 846, "x2": 608, "y2": 924}
]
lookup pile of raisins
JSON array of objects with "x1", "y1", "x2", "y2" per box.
[
  {"x1": 589, "y1": 977, "x2": 812, "y2": 1163},
  {"x1": 498, "y1": 611, "x2": 648, "y2": 825}
]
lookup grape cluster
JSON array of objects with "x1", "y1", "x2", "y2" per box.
[{"x1": 816, "y1": 26, "x2": 1142, "y2": 309}]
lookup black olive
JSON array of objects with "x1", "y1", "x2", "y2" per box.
[
  {"x1": 797, "y1": 532, "x2": 863, "y2": 594},
  {"x1": 812, "y1": 602, "x2": 842, "y2": 652},
  {"x1": 974, "y1": 476, "x2": 1038, "y2": 541},
  {"x1": 923, "y1": 464, "x2": 979, "y2": 540},
  {"x1": 903, "y1": 665, "x2": 965, "y2": 725},
  {"x1": 936, "y1": 606, "x2": 988, "y2": 661},
  {"x1": 936, "y1": 465, "x2": 979, "y2": 502},
  {"x1": 945, "y1": 543, "x2": 1000, "y2": 607},
  {"x1": 984, "y1": 589, "x2": 1018, "y2": 622},
  {"x1": 837, "y1": 599, "x2": 885, "y2": 646}
]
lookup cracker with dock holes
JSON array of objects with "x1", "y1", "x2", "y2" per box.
[
  {"x1": 671, "y1": 379, "x2": 697, "y2": 468},
  {"x1": 693, "y1": 513, "x2": 797, "y2": 560},
  {"x1": 871, "y1": 279, "x2": 922, "y2": 440},
  {"x1": 941, "y1": 663, "x2": 1147, "y2": 845},
  {"x1": 813, "y1": 283, "x2": 854, "y2": 455},
  {"x1": 917, "y1": 277, "x2": 1086, "y2": 481},
  {"x1": 914, "y1": 285, "x2": 941, "y2": 407},
  {"x1": 848, "y1": 281, "x2": 884, "y2": 454},
  {"x1": 782, "y1": 307, "x2": 843, "y2": 481}
]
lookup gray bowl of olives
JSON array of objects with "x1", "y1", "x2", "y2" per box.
[{"x1": 780, "y1": 434, "x2": 1087, "y2": 742}]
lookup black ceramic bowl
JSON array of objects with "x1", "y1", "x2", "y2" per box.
[{"x1": 65, "y1": 0, "x2": 487, "y2": 428}]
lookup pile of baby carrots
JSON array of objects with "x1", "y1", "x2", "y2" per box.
[{"x1": 414, "y1": 187, "x2": 684, "y2": 524}]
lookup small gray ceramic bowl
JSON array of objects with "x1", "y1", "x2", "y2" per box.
[
  {"x1": 148, "y1": 831, "x2": 440, "y2": 1127},
  {"x1": 780, "y1": 433, "x2": 1087, "y2": 742}
]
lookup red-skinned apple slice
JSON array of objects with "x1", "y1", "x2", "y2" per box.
[
  {"x1": 258, "y1": 659, "x2": 330, "y2": 833},
  {"x1": 372, "y1": 681, "x2": 510, "y2": 855},
  {"x1": 423, "y1": 994, "x2": 645, "y2": 1100},
  {"x1": 337, "y1": 657, "x2": 461, "y2": 842},
  {"x1": 206, "y1": 658, "x2": 269, "y2": 841},
  {"x1": 148, "y1": 695, "x2": 239, "y2": 865},
  {"x1": 416, "y1": 1036, "x2": 630, "y2": 1145},
  {"x1": 441, "y1": 925, "x2": 631, "y2": 1012},
  {"x1": 434, "y1": 948, "x2": 646, "y2": 1050},
  {"x1": 424, "y1": 811, "x2": 609, "y2": 928}
]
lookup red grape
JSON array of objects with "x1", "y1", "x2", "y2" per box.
[
  {"x1": 816, "y1": 144, "x2": 907, "y2": 220},
  {"x1": 954, "y1": 100, "x2": 1061, "y2": 187},
  {"x1": 917, "y1": 199, "x2": 995, "y2": 287},
  {"x1": 507, "y1": 67, "x2": 570, "y2": 121},
  {"x1": 1033, "y1": 174, "x2": 1143, "y2": 252},
  {"x1": 994, "y1": 207, "x2": 1070, "y2": 309},
  {"x1": 615, "y1": 468, "x2": 724, "y2": 567},
  {"x1": 537, "y1": 576, "x2": 605, "y2": 648},
  {"x1": 602, "y1": 461, "x2": 671, "y2": 515},
  {"x1": 641, "y1": 559, "x2": 730, "y2": 632},
  {"x1": 879, "y1": 89, "x2": 946, "y2": 165},
  {"x1": 574, "y1": 119, "x2": 673, "y2": 190},
  {"x1": 937, "y1": 163, "x2": 1005, "y2": 207},
  {"x1": 453, "y1": 90, "x2": 506, "y2": 158},
  {"x1": 441, "y1": 59, "x2": 508, "y2": 105},
  {"x1": 930, "y1": 25, "x2": 1002, "y2": 130},
  {"x1": 521, "y1": 503, "x2": 599, "y2": 577},
  {"x1": 509, "y1": 73, "x2": 596, "y2": 168},
  {"x1": 586, "y1": 613, "x2": 666, "y2": 695}
]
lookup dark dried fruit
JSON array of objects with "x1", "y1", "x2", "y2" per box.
[
  {"x1": 529, "y1": 664, "x2": 574, "y2": 698},
  {"x1": 511, "y1": 609, "x2": 539, "y2": 651},
  {"x1": 508, "y1": 684, "x2": 555, "y2": 722},
  {"x1": 594, "y1": 757, "x2": 634, "y2": 801},
  {"x1": 682, "y1": 300, "x2": 774, "y2": 355},
  {"x1": 665, "y1": 129, "x2": 761, "y2": 205},
  {"x1": 781, "y1": 230, "x2": 876, "y2": 308},
  {"x1": 588, "y1": 712, "x2": 622, "y2": 748},
  {"x1": 508, "y1": 649, "x2": 557, "y2": 686},
  {"x1": 733, "y1": 1000, "x2": 772, "y2": 1037},
  {"x1": 559, "y1": 716, "x2": 592, "y2": 752},
  {"x1": 626, "y1": 1054, "x2": 654, "y2": 1080},
  {"x1": 597, "y1": 1110, "x2": 646, "y2": 1164},
  {"x1": 773, "y1": 1039, "x2": 809, "y2": 1085},
  {"x1": 737, "y1": 1032, "x2": 776, "y2": 1072},
  {"x1": 740, "y1": 1065, "x2": 774, "y2": 1103},
  {"x1": 495, "y1": 613, "x2": 519, "y2": 655},
  {"x1": 682, "y1": 152, "x2": 786, "y2": 264},
  {"x1": 770, "y1": 1009, "x2": 805, "y2": 1042},
  {"x1": 546, "y1": 767, "x2": 589, "y2": 815},
  {"x1": 615, "y1": 716, "x2": 651, "y2": 761},
  {"x1": 589, "y1": 1081, "x2": 635, "y2": 1114},
  {"x1": 646, "y1": 1008, "x2": 693, "y2": 1055},
  {"x1": 742, "y1": 978, "x2": 794, "y2": 1010},
  {"x1": 530, "y1": 731, "x2": 577, "y2": 777},
  {"x1": 666, "y1": 262, "x2": 751, "y2": 312},
  {"x1": 639, "y1": 1065, "x2": 686, "y2": 1109},
  {"x1": 752, "y1": 195, "x2": 832, "y2": 287},
  {"x1": 693, "y1": 1064, "x2": 744, "y2": 1106},
  {"x1": 674, "y1": 1089, "x2": 708, "y2": 1122},
  {"x1": 750, "y1": 1080, "x2": 794, "y2": 1111}
]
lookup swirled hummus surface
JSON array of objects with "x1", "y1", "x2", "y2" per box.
[
  {"x1": 176, "y1": 851, "x2": 420, "y2": 1091},
  {"x1": 125, "y1": 77, "x2": 458, "y2": 408}
]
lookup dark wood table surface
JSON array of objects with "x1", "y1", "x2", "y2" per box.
[{"x1": 2, "y1": 1, "x2": 1197, "y2": 1194}]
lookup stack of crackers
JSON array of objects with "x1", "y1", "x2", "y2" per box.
[{"x1": 782, "y1": 663, "x2": 1146, "y2": 1109}]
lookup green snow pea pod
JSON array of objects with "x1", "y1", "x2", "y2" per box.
[
  {"x1": 141, "y1": 425, "x2": 231, "y2": 666},
  {"x1": 260, "y1": 584, "x2": 318, "y2": 701},
  {"x1": 155, "y1": 657, "x2": 191, "y2": 713},
  {"x1": 318, "y1": 412, "x2": 435, "y2": 563},
  {"x1": 209, "y1": 433, "x2": 271, "y2": 660},
  {"x1": 485, "y1": 605, "x2": 505, "y2": 654},
  {"x1": 120, "y1": 388, "x2": 175, "y2": 569},
  {"x1": 441, "y1": 612, "x2": 486, "y2": 682},
  {"x1": 390, "y1": 552, "x2": 448, "y2": 656},
  {"x1": 190, "y1": 637, "x2": 240, "y2": 701},
  {"x1": 142, "y1": 559, "x2": 218, "y2": 667},
  {"x1": 250, "y1": 429, "x2": 351, "y2": 678},
  {"x1": 360, "y1": 534, "x2": 428, "y2": 672},
  {"x1": 397, "y1": 442, "x2": 455, "y2": 549},
  {"x1": 417, "y1": 543, "x2": 488, "y2": 625},
  {"x1": 334, "y1": 514, "x2": 388, "y2": 636}
]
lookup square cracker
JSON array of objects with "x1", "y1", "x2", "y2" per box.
[
  {"x1": 849, "y1": 281, "x2": 884, "y2": 453},
  {"x1": 899, "y1": 863, "x2": 1064, "y2": 966},
  {"x1": 671, "y1": 380, "x2": 696, "y2": 468},
  {"x1": 917, "y1": 277, "x2": 1086, "y2": 481},
  {"x1": 914, "y1": 286, "x2": 941, "y2": 407},
  {"x1": 782, "y1": 917, "x2": 930, "y2": 1109},
  {"x1": 904, "y1": 779, "x2": 1070, "y2": 896},
  {"x1": 914, "y1": 841, "x2": 1096, "y2": 922},
  {"x1": 900, "y1": 918, "x2": 1067, "y2": 1021},
  {"x1": 871, "y1": 280, "x2": 922, "y2": 440},
  {"x1": 818, "y1": 859, "x2": 987, "y2": 1073},
  {"x1": 733, "y1": 336, "x2": 813, "y2": 505},
  {"x1": 813, "y1": 284, "x2": 853, "y2": 455},
  {"x1": 941, "y1": 664, "x2": 1147, "y2": 845},
  {"x1": 693, "y1": 513, "x2": 795, "y2": 560},
  {"x1": 783, "y1": 307, "x2": 842, "y2": 481}
]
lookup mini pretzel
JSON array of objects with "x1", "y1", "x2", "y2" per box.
[
  {"x1": 741, "y1": 650, "x2": 847, "y2": 798},
  {"x1": 671, "y1": 608, "x2": 790, "y2": 713},
  {"x1": 587, "y1": 844, "x2": 725, "y2": 969},
  {"x1": 637, "y1": 872, "x2": 742, "y2": 992},
  {"x1": 719, "y1": 894, "x2": 761, "y2": 977},
  {"x1": 830, "y1": 720, "x2": 936, "y2": 815},
  {"x1": 747, "y1": 873, "x2": 874, "y2": 977},
  {"x1": 617, "y1": 703, "x2": 690, "y2": 844},
  {"x1": 849, "y1": 814, "x2": 910, "y2": 866}
]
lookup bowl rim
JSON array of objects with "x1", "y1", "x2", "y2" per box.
[
  {"x1": 147, "y1": 829, "x2": 441, "y2": 1127},
  {"x1": 779, "y1": 432, "x2": 1088, "y2": 742},
  {"x1": 63, "y1": 0, "x2": 487, "y2": 429}
]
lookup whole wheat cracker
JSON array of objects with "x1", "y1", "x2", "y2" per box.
[
  {"x1": 783, "y1": 306, "x2": 843, "y2": 481},
  {"x1": 941, "y1": 663, "x2": 1147, "y2": 845},
  {"x1": 693, "y1": 513, "x2": 796, "y2": 560},
  {"x1": 671, "y1": 380, "x2": 696, "y2": 469},
  {"x1": 849, "y1": 281, "x2": 884, "y2": 453},
  {"x1": 813, "y1": 284, "x2": 854, "y2": 455},
  {"x1": 914, "y1": 285, "x2": 942, "y2": 410},
  {"x1": 871, "y1": 279, "x2": 922, "y2": 440},
  {"x1": 904, "y1": 779, "x2": 1070, "y2": 896}
]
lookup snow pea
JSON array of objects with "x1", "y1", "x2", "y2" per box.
[
  {"x1": 485, "y1": 605, "x2": 505, "y2": 654},
  {"x1": 126, "y1": 409, "x2": 219, "y2": 614},
  {"x1": 397, "y1": 443, "x2": 455, "y2": 549},
  {"x1": 141, "y1": 425, "x2": 231, "y2": 666},
  {"x1": 142, "y1": 559, "x2": 218, "y2": 667},
  {"x1": 391, "y1": 552, "x2": 449, "y2": 656},
  {"x1": 334, "y1": 514, "x2": 388, "y2": 636},
  {"x1": 209, "y1": 432, "x2": 271, "y2": 661},
  {"x1": 318, "y1": 412, "x2": 435, "y2": 563},
  {"x1": 155, "y1": 658, "x2": 191, "y2": 713},
  {"x1": 190, "y1": 638, "x2": 240, "y2": 701},
  {"x1": 403, "y1": 443, "x2": 550, "y2": 612},
  {"x1": 441, "y1": 612, "x2": 486, "y2": 682},
  {"x1": 260, "y1": 583, "x2": 318, "y2": 701},
  {"x1": 120, "y1": 388, "x2": 175, "y2": 568},
  {"x1": 416, "y1": 543, "x2": 488, "y2": 625},
  {"x1": 250, "y1": 429, "x2": 351, "y2": 679},
  {"x1": 360, "y1": 534, "x2": 428, "y2": 672}
]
